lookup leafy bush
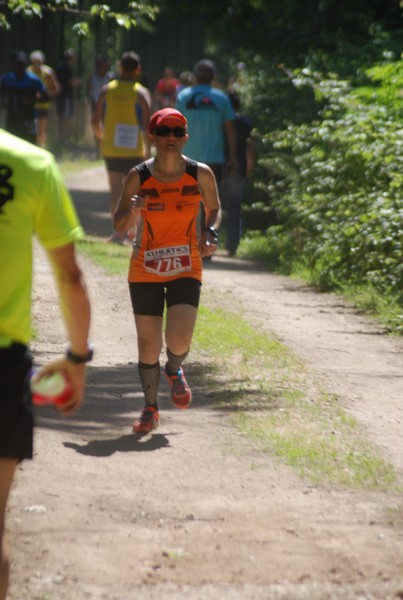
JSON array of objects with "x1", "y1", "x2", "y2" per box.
[{"x1": 237, "y1": 50, "x2": 403, "y2": 331}]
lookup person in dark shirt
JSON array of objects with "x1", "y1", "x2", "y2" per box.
[
  {"x1": 55, "y1": 48, "x2": 80, "y2": 145},
  {"x1": 221, "y1": 90, "x2": 256, "y2": 256},
  {"x1": 0, "y1": 51, "x2": 48, "y2": 145}
]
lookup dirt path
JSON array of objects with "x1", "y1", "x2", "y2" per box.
[{"x1": 7, "y1": 167, "x2": 403, "y2": 600}]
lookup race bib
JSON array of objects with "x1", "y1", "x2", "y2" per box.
[
  {"x1": 113, "y1": 124, "x2": 139, "y2": 149},
  {"x1": 144, "y1": 245, "x2": 191, "y2": 276}
]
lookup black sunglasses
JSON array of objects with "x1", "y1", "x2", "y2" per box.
[{"x1": 153, "y1": 126, "x2": 187, "y2": 138}]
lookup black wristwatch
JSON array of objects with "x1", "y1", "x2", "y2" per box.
[
  {"x1": 66, "y1": 345, "x2": 94, "y2": 364},
  {"x1": 206, "y1": 226, "x2": 219, "y2": 241}
]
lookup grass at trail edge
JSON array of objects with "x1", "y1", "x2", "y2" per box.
[{"x1": 77, "y1": 236, "x2": 398, "y2": 491}]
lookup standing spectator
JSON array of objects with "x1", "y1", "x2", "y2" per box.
[
  {"x1": 55, "y1": 48, "x2": 81, "y2": 146},
  {"x1": 88, "y1": 54, "x2": 114, "y2": 114},
  {"x1": 28, "y1": 50, "x2": 61, "y2": 148},
  {"x1": 87, "y1": 54, "x2": 114, "y2": 156},
  {"x1": 0, "y1": 128, "x2": 92, "y2": 600},
  {"x1": 154, "y1": 67, "x2": 180, "y2": 108},
  {"x1": 221, "y1": 90, "x2": 256, "y2": 256},
  {"x1": 0, "y1": 51, "x2": 48, "y2": 145},
  {"x1": 113, "y1": 108, "x2": 221, "y2": 433},
  {"x1": 91, "y1": 51, "x2": 151, "y2": 243},
  {"x1": 175, "y1": 58, "x2": 237, "y2": 188}
]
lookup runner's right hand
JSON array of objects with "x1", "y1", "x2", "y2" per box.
[{"x1": 130, "y1": 195, "x2": 146, "y2": 211}]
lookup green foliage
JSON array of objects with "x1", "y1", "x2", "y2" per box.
[
  {"x1": 195, "y1": 296, "x2": 397, "y2": 490},
  {"x1": 158, "y1": 0, "x2": 403, "y2": 56},
  {"x1": 1, "y1": 0, "x2": 159, "y2": 35},
  {"x1": 7, "y1": 0, "x2": 43, "y2": 17},
  {"x1": 0, "y1": 12, "x2": 11, "y2": 29},
  {"x1": 237, "y1": 44, "x2": 403, "y2": 332}
]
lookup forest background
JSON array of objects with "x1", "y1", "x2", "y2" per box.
[{"x1": 1, "y1": 0, "x2": 403, "y2": 333}]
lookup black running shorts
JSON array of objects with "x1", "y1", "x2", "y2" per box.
[
  {"x1": 104, "y1": 157, "x2": 142, "y2": 175},
  {"x1": 129, "y1": 277, "x2": 201, "y2": 317},
  {"x1": 0, "y1": 343, "x2": 34, "y2": 460}
]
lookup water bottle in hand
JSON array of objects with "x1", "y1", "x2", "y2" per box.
[{"x1": 31, "y1": 371, "x2": 73, "y2": 406}]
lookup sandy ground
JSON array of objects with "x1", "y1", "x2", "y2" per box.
[{"x1": 6, "y1": 166, "x2": 403, "y2": 600}]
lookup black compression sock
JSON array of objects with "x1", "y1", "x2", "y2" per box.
[
  {"x1": 138, "y1": 361, "x2": 160, "y2": 409},
  {"x1": 166, "y1": 348, "x2": 189, "y2": 374}
]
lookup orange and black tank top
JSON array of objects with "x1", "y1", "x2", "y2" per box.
[{"x1": 128, "y1": 158, "x2": 204, "y2": 283}]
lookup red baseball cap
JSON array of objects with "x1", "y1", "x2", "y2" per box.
[{"x1": 149, "y1": 108, "x2": 187, "y2": 133}]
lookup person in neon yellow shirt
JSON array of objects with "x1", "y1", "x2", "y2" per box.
[{"x1": 0, "y1": 129, "x2": 92, "y2": 600}]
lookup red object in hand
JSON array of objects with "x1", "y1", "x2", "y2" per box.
[{"x1": 31, "y1": 372, "x2": 73, "y2": 406}]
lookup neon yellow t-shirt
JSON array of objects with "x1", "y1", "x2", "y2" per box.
[
  {"x1": 0, "y1": 129, "x2": 83, "y2": 347},
  {"x1": 101, "y1": 79, "x2": 145, "y2": 158},
  {"x1": 27, "y1": 64, "x2": 53, "y2": 110}
]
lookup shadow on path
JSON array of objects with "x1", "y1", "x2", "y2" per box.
[
  {"x1": 70, "y1": 188, "x2": 111, "y2": 238},
  {"x1": 34, "y1": 362, "x2": 276, "y2": 440},
  {"x1": 64, "y1": 433, "x2": 171, "y2": 457}
]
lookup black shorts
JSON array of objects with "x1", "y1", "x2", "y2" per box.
[
  {"x1": 104, "y1": 157, "x2": 142, "y2": 175},
  {"x1": 0, "y1": 343, "x2": 34, "y2": 461},
  {"x1": 129, "y1": 277, "x2": 201, "y2": 317},
  {"x1": 35, "y1": 108, "x2": 48, "y2": 118}
]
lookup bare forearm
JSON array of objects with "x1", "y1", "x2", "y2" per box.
[
  {"x1": 198, "y1": 164, "x2": 221, "y2": 229},
  {"x1": 56, "y1": 270, "x2": 91, "y2": 354},
  {"x1": 91, "y1": 118, "x2": 103, "y2": 141},
  {"x1": 113, "y1": 171, "x2": 143, "y2": 231},
  {"x1": 40, "y1": 245, "x2": 91, "y2": 412},
  {"x1": 48, "y1": 245, "x2": 91, "y2": 352},
  {"x1": 205, "y1": 208, "x2": 220, "y2": 229},
  {"x1": 113, "y1": 206, "x2": 135, "y2": 232}
]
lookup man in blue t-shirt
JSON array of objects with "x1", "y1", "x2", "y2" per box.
[
  {"x1": 176, "y1": 59, "x2": 237, "y2": 187},
  {"x1": 0, "y1": 51, "x2": 48, "y2": 144}
]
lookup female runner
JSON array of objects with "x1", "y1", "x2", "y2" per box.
[{"x1": 113, "y1": 108, "x2": 221, "y2": 433}]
